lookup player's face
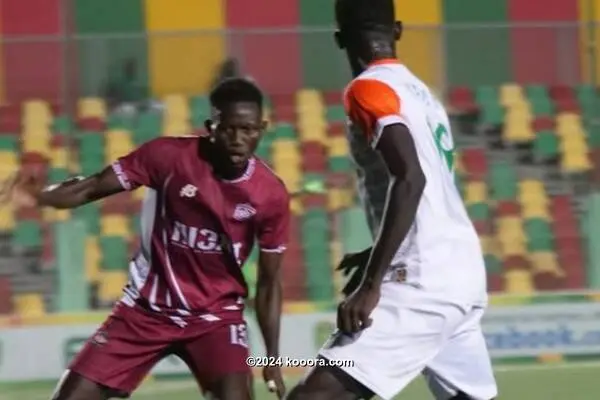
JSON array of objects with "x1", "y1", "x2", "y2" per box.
[{"x1": 210, "y1": 102, "x2": 266, "y2": 168}]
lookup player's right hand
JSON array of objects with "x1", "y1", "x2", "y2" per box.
[
  {"x1": 0, "y1": 171, "x2": 44, "y2": 208},
  {"x1": 336, "y1": 247, "x2": 372, "y2": 277}
]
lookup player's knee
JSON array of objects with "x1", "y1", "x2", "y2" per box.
[
  {"x1": 51, "y1": 370, "x2": 114, "y2": 400},
  {"x1": 204, "y1": 373, "x2": 253, "y2": 400}
]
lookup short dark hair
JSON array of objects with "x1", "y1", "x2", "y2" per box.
[
  {"x1": 210, "y1": 78, "x2": 263, "y2": 112},
  {"x1": 335, "y1": 0, "x2": 394, "y2": 33}
]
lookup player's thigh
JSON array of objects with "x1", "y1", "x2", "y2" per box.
[
  {"x1": 287, "y1": 360, "x2": 374, "y2": 400},
  {"x1": 178, "y1": 320, "x2": 252, "y2": 399},
  {"x1": 318, "y1": 286, "x2": 463, "y2": 400},
  {"x1": 68, "y1": 303, "x2": 171, "y2": 397},
  {"x1": 51, "y1": 370, "x2": 118, "y2": 400},
  {"x1": 424, "y1": 307, "x2": 497, "y2": 400}
]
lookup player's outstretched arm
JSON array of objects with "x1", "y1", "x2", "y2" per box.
[{"x1": 0, "y1": 166, "x2": 125, "y2": 210}]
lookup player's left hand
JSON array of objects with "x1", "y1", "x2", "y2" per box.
[
  {"x1": 337, "y1": 284, "x2": 380, "y2": 334},
  {"x1": 263, "y1": 365, "x2": 286, "y2": 399}
]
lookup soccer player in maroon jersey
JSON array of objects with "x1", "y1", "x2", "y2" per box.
[{"x1": 1, "y1": 78, "x2": 290, "y2": 400}]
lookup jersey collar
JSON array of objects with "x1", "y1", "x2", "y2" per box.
[{"x1": 367, "y1": 58, "x2": 401, "y2": 67}]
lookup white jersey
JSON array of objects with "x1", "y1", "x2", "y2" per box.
[{"x1": 343, "y1": 59, "x2": 487, "y2": 304}]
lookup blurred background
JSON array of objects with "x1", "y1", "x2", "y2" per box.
[{"x1": 1, "y1": 0, "x2": 600, "y2": 399}]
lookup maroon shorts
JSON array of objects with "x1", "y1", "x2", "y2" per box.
[{"x1": 69, "y1": 302, "x2": 250, "y2": 396}]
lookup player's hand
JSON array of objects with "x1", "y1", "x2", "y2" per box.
[
  {"x1": 337, "y1": 284, "x2": 380, "y2": 334},
  {"x1": 263, "y1": 365, "x2": 286, "y2": 399},
  {"x1": 0, "y1": 171, "x2": 44, "y2": 208},
  {"x1": 336, "y1": 247, "x2": 371, "y2": 277}
]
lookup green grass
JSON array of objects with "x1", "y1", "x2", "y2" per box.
[{"x1": 1, "y1": 362, "x2": 599, "y2": 399}]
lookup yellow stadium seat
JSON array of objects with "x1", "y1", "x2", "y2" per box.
[
  {"x1": 22, "y1": 134, "x2": 51, "y2": 155},
  {"x1": 296, "y1": 89, "x2": 323, "y2": 106},
  {"x1": 43, "y1": 208, "x2": 70, "y2": 222},
  {"x1": 0, "y1": 151, "x2": 18, "y2": 179},
  {"x1": 497, "y1": 216, "x2": 526, "y2": 241},
  {"x1": 50, "y1": 147, "x2": 69, "y2": 168},
  {"x1": 290, "y1": 197, "x2": 304, "y2": 215},
  {"x1": 98, "y1": 271, "x2": 127, "y2": 303},
  {"x1": 23, "y1": 100, "x2": 52, "y2": 127},
  {"x1": 328, "y1": 137, "x2": 349, "y2": 157},
  {"x1": 0, "y1": 204, "x2": 15, "y2": 231},
  {"x1": 78, "y1": 98, "x2": 107, "y2": 119},
  {"x1": 132, "y1": 187, "x2": 146, "y2": 202},
  {"x1": 561, "y1": 151, "x2": 592, "y2": 173},
  {"x1": 505, "y1": 270, "x2": 534, "y2": 294},
  {"x1": 278, "y1": 173, "x2": 301, "y2": 193},
  {"x1": 14, "y1": 293, "x2": 45, "y2": 317},
  {"x1": 498, "y1": 239, "x2": 527, "y2": 258},
  {"x1": 101, "y1": 215, "x2": 130, "y2": 238},
  {"x1": 479, "y1": 235, "x2": 497, "y2": 255},
  {"x1": 518, "y1": 180, "x2": 548, "y2": 205},
  {"x1": 163, "y1": 120, "x2": 192, "y2": 136},
  {"x1": 530, "y1": 252, "x2": 563, "y2": 277},
  {"x1": 521, "y1": 202, "x2": 550, "y2": 220},
  {"x1": 560, "y1": 135, "x2": 588, "y2": 154},
  {"x1": 85, "y1": 237, "x2": 101, "y2": 282},
  {"x1": 464, "y1": 181, "x2": 487, "y2": 204},
  {"x1": 503, "y1": 120, "x2": 535, "y2": 143},
  {"x1": 327, "y1": 188, "x2": 347, "y2": 211},
  {"x1": 500, "y1": 84, "x2": 526, "y2": 107},
  {"x1": 163, "y1": 94, "x2": 190, "y2": 120}
]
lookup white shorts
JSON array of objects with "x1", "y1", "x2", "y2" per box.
[{"x1": 318, "y1": 283, "x2": 498, "y2": 400}]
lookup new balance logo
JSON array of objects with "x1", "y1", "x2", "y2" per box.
[
  {"x1": 233, "y1": 204, "x2": 256, "y2": 221},
  {"x1": 180, "y1": 184, "x2": 197, "y2": 198}
]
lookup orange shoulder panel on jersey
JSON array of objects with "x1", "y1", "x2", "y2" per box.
[{"x1": 343, "y1": 78, "x2": 402, "y2": 141}]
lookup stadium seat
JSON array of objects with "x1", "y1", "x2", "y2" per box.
[
  {"x1": 101, "y1": 215, "x2": 130, "y2": 238},
  {"x1": 302, "y1": 208, "x2": 334, "y2": 301},
  {"x1": 14, "y1": 293, "x2": 45, "y2": 317},
  {"x1": 500, "y1": 84, "x2": 526, "y2": 107},
  {"x1": 489, "y1": 162, "x2": 517, "y2": 200},
  {"x1": 0, "y1": 151, "x2": 18, "y2": 180},
  {"x1": 505, "y1": 270, "x2": 534, "y2": 294},
  {"x1": 23, "y1": 100, "x2": 52, "y2": 128},
  {"x1": 12, "y1": 220, "x2": 42, "y2": 249},
  {"x1": 98, "y1": 271, "x2": 127, "y2": 304},
  {"x1": 461, "y1": 148, "x2": 487, "y2": 179},
  {"x1": 100, "y1": 236, "x2": 128, "y2": 270},
  {"x1": 530, "y1": 252, "x2": 562, "y2": 277},
  {"x1": 78, "y1": 98, "x2": 107, "y2": 120},
  {"x1": 85, "y1": 236, "x2": 101, "y2": 283},
  {"x1": 533, "y1": 130, "x2": 559, "y2": 161},
  {"x1": 464, "y1": 181, "x2": 487, "y2": 204},
  {"x1": 105, "y1": 129, "x2": 134, "y2": 163}
]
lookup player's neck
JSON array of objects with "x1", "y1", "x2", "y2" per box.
[
  {"x1": 352, "y1": 51, "x2": 397, "y2": 76},
  {"x1": 212, "y1": 158, "x2": 249, "y2": 181}
]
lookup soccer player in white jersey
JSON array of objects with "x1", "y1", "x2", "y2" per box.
[{"x1": 286, "y1": 1, "x2": 498, "y2": 399}]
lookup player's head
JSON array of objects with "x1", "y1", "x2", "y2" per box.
[
  {"x1": 334, "y1": 0, "x2": 402, "y2": 74},
  {"x1": 205, "y1": 78, "x2": 266, "y2": 170}
]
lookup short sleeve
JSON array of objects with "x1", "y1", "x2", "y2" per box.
[
  {"x1": 343, "y1": 78, "x2": 405, "y2": 147},
  {"x1": 111, "y1": 138, "x2": 168, "y2": 191},
  {"x1": 257, "y1": 188, "x2": 291, "y2": 253}
]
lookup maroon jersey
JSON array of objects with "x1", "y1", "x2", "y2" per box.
[{"x1": 111, "y1": 137, "x2": 290, "y2": 319}]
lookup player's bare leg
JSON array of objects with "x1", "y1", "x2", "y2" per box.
[
  {"x1": 286, "y1": 359, "x2": 374, "y2": 400},
  {"x1": 51, "y1": 370, "x2": 124, "y2": 400},
  {"x1": 203, "y1": 372, "x2": 254, "y2": 400}
]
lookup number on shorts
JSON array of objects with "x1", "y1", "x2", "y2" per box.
[{"x1": 229, "y1": 323, "x2": 248, "y2": 347}]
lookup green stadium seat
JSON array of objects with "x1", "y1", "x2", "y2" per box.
[
  {"x1": 273, "y1": 123, "x2": 296, "y2": 140},
  {"x1": 48, "y1": 168, "x2": 70, "y2": 183},
  {"x1": 534, "y1": 131, "x2": 559, "y2": 160},
  {"x1": 576, "y1": 84, "x2": 598, "y2": 106},
  {"x1": 52, "y1": 115, "x2": 74, "y2": 133},
  {"x1": 530, "y1": 99, "x2": 555, "y2": 116},
  {"x1": 475, "y1": 86, "x2": 499, "y2": 106},
  {"x1": 107, "y1": 113, "x2": 136, "y2": 131},
  {"x1": 130, "y1": 213, "x2": 140, "y2": 233},
  {"x1": 301, "y1": 209, "x2": 333, "y2": 301},
  {"x1": 243, "y1": 248, "x2": 258, "y2": 299},
  {"x1": 73, "y1": 204, "x2": 101, "y2": 235},
  {"x1": 0, "y1": 136, "x2": 18, "y2": 152},
  {"x1": 134, "y1": 112, "x2": 162, "y2": 144},
  {"x1": 100, "y1": 236, "x2": 128, "y2": 270},
  {"x1": 190, "y1": 96, "x2": 210, "y2": 117},
  {"x1": 78, "y1": 133, "x2": 104, "y2": 156},
  {"x1": 484, "y1": 254, "x2": 502, "y2": 274},
  {"x1": 588, "y1": 125, "x2": 600, "y2": 149},
  {"x1": 467, "y1": 202, "x2": 490, "y2": 221},
  {"x1": 525, "y1": 85, "x2": 550, "y2": 102},
  {"x1": 479, "y1": 104, "x2": 504, "y2": 125},
  {"x1": 489, "y1": 162, "x2": 517, "y2": 200},
  {"x1": 13, "y1": 220, "x2": 42, "y2": 249},
  {"x1": 340, "y1": 207, "x2": 371, "y2": 254},
  {"x1": 524, "y1": 218, "x2": 554, "y2": 252},
  {"x1": 328, "y1": 156, "x2": 353, "y2": 173},
  {"x1": 325, "y1": 105, "x2": 346, "y2": 122}
]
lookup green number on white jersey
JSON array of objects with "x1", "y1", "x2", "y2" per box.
[{"x1": 427, "y1": 118, "x2": 455, "y2": 172}]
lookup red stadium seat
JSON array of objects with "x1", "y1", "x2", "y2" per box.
[
  {"x1": 555, "y1": 99, "x2": 580, "y2": 113},
  {"x1": 503, "y1": 255, "x2": 530, "y2": 270},
  {"x1": 448, "y1": 86, "x2": 477, "y2": 112},
  {"x1": 0, "y1": 277, "x2": 13, "y2": 314},
  {"x1": 496, "y1": 200, "x2": 520, "y2": 216},
  {"x1": 327, "y1": 121, "x2": 346, "y2": 136},
  {"x1": 532, "y1": 116, "x2": 555, "y2": 132},
  {"x1": 301, "y1": 141, "x2": 327, "y2": 172},
  {"x1": 322, "y1": 91, "x2": 344, "y2": 106},
  {"x1": 78, "y1": 117, "x2": 106, "y2": 131},
  {"x1": 549, "y1": 85, "x2": 575, "y2": 102},
  {"x1": 461, "y1": 148, "x2": 488, "y2": 179}
]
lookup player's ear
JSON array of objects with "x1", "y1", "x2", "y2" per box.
[
  {"x1": 334, "y1": 30, "x2": 345, "y2": 49},
  {"x1": 205, "y1": 119, "x2": 217, "y2": 134},
  {"x1": 394, "y1": 21, "x2": 403, "y2": 41}
]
